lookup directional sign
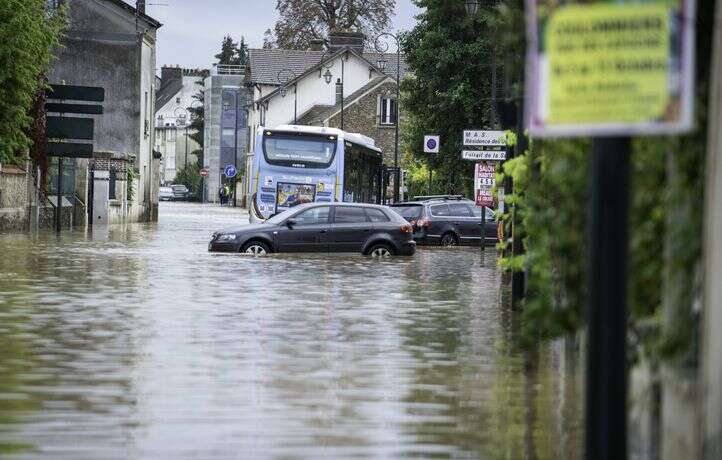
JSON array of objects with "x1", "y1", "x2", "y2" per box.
[
  {"x1": 223, "y1": 165, "x2": 237, "y2": 179},
  {"x1": 424, "y1": 135, "x2": 440, "y2": 153},
  {"x1": 464, "y1": 130, "x2": 507, "y2": 147},
  {"x1": 200, "y1": 168, "x2": 209, "y2": 177},
  {"x1": 462, "y1": 150, "x2": 507, "y2": 161}
]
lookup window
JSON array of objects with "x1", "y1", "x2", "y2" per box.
[
  {"x1": 366, "y1": 208, "x2": 390, "y2": 223},
  {"x1": 109, "y1": 169, "x2": 117, "y2": 200},
  {"x1": 430, "y1": 204, "x2": 450, "y2": 217},
  {"x1": 392, "y1": 205, "x2": 423, "y2": 220},
  {"x1": 334, "y1": 207, "x2": 368, "y2": 224},
  {"x1": 293, "y1": 206, "x2": 330, "y2": 226},
  {"x1": 449, "y1": 203, "x2": 473, "y2": 217},
  {"x1": 380, "y1": 97, "x2": 397, "y2": 125},
  {"x1": 263, "y1": 133, "x2": 337, "y2": 168},
  {"x1": 472, "y1": 206, "x2": 496, "y2": 220},
  {"x1": 176, "y1": 97, "x2": 181, "y2": 104}
]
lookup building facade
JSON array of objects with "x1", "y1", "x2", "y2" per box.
[
  {"x1": 155, "y1": 66, "x2": 206, "y2": 184},
  {"x1": 48, "y1": 0, "x2": 161, "y2": 225}
]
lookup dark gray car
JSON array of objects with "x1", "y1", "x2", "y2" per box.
[{"x1": 209, "y1": 203, "x2": 416, "y2": 257}]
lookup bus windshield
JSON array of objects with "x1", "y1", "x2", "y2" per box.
[{"x1": 263, "y1": 133, "x2": 337, "y2": 168}]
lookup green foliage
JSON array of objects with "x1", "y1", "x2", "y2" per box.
[
  {"x1": 0, "y1": 0, "x2": 65, "y2": 164},
  {"x1": 215, "y1": 36, "x2": 247, "y2": 66},
  {"x1": 174, "y1": 160, "x2": 202, "y2": 199}
]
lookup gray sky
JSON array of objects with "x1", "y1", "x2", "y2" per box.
[{"x1": 137, "y1": 0, "x2": 421, "y2": 70}]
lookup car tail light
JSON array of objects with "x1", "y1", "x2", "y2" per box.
[
  {"x1": 400, "y1": 224, "x2": 413, "y2": 234},
  {"x1": 417, "y1": 218, "x2": 430, "y2": 228}
]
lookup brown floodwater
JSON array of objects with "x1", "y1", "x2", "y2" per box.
[{"x1": 0, "y1": 202, "x2": 582, "y2": 459}]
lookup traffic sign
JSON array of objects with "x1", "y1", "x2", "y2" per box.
[
  {"x1": 200, "y1": 168, "x2": 209, "y2": 177},
  {"x1": 463, "y1": 130, "x2": 507, "y2": 147},
  {"x1": 462, "y1": 150, "x2": 507, "y2": 161},
  {"x1": 424, "y1": 135, "x2": 440, "y2": 153},
  {"x1": 224, "y1": 165, "x2": 237, "y2": 178}
]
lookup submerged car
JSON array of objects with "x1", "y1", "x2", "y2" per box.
[
  {"x1": 171, "y1": 184, "x2": 190, "y2": 201},
  {"x1": 209, "y1": 203, "x2": 416, "y2": 257},
  {"x1": 159, "y1": 186, "x2": 174, "y2": 201},
  {"x1": 391, "y1": 196, "x2": 498, "y2": 247}
]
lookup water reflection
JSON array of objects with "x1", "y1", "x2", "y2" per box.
[{"x1": 0, "y1": 203, "x2": 582, "y2": 459}]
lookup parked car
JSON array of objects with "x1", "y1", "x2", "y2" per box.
[
  {"x1": 209, "y1": 203, "x2": 416, "y2": 257},
  {"x1": 171, "y1": 184, "x2": 190, "y2": 201},
  {"x1": 159, "y1": 186, "x2": 174, "y2": 201},
  {"x1": 391, "y1": 196, "x2": 498, "y2": 247}
]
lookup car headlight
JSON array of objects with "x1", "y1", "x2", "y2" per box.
[{"x1": 217, "y1": 234, "x2": 237, "y2": 242}]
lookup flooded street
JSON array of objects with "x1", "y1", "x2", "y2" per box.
[{"x1": 0, "y1": 203, "x2": 582, "y2": 459}]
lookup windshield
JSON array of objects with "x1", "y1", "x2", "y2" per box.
[
  {"x1": 265, "y1": 207, "x2": 298, "y2": 225},
  {"x1": 263, "y1": 133, "x2": 337, "y2": 168},
  {"x1": 392, "y1": 205, "x2": 423, "y2": 220}
]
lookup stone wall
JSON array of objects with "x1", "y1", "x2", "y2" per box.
[{"x1": 0, "y1": 167, "x2": 29, "y2": 232}]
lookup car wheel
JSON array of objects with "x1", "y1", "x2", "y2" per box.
[
  {"x1": 241, "y1": 241, "x2": 270, "y2": 256},
  {"x1": 368, "y1": 244, "x2": 394, "y2": 258},
  {"x1": 441, "y1": 232, "x2": 459, "y2": 247}
]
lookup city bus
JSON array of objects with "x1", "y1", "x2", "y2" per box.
[{"x1": 249, "y1": 125, "x2": 384, "y2": 222}]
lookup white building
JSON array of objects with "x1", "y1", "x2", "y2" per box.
[{"x1": 155, "y1": 66, "x2": 206, "y2": 184}]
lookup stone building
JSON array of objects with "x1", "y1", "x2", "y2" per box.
[{"x1": 48, "y1": 0, "x2": 162, "y2": 225}]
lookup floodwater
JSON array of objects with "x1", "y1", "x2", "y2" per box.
[{"x1": 0, "y1": 203, "x2": 582, "y2": 459}]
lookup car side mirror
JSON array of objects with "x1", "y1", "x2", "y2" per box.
[{"x1": 286, "y1": 218, "x2": 297, "y2": 229}]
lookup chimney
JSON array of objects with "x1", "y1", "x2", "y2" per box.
[
  {"x1": 327, "y1": 30, "x2": 365, "y2": 54},
  {"x1": 160, "y1": 65, "x2": 183, "y2": 89},
  {"x1": 309, "y1": 39, "x2": 325, "y2": 52},
  {"x1": 136, "y1": 0, "x2": 146, "y2": 14}
]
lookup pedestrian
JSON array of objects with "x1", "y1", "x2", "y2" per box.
[
  {"x1": 219, "y1": 186, "x2": 227, "y2": 206},
  {"x1": 224, "y1": 184, "x2": 231, "y2": 206}
]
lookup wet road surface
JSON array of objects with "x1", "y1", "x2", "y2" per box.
[{"x1": 0, "y1": 203, "x2": 582, "y2": 459}]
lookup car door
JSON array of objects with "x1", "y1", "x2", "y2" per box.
[
  {"x1": 275, "y1": 206, "x2": 331, "y2": 253},
  {"x1": 471, "y1": 206, "x2": 497, "y2": 243},
  {"x1": 328, "y1": 206, "x2": 372, "y2": 253},
  {"x1": 428, "y1": 204, "x2": 453, "y2": 238},
  {"x1": 448, "y1": 203, "x2": 477, "y2": 240}
]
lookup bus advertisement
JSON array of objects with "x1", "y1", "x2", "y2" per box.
[{"x1": 249, "y1": 125, "x2": 384, "y2": 222}]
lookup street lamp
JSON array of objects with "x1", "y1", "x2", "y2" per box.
[
  {"x1": 465, "y1": 0, "x2": 480, "y2": 16},
  {"x1": 277, "y1": 68, "x2": 298, "y2": 124},
  {"x1": 319, "y1": 50, "x2": 345, "y2": 129},
  {"x1": 374, "y1": 32, "x2": 402, "y2": 203},
  {"x1": 323, "y1": 69, "x2": 333, "y2": 85}
]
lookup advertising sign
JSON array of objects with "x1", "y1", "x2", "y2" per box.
[
  {"x1": 526, "y1": 0, "x2": 696, "y2": 137},
  {"x1": 276, "y1": 183, "x2": 316, "y2": 212},
  {"x1": 462, "y1": 150, "x2": 507, "y2": 161},
  {"x1": 424, "y1": 135, "x2": 440, "y2": 153},
  {"x1": 464, "y1": 130, "x2": 507, "y2": 147},
  {"x1": 475, "y1": 162, "x2": 496, "y2": 207}
]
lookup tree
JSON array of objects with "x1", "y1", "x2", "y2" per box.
[
  {"x1": 214, "y1": 35, "x2": 248, "y2": 66},
  {"x1": 263, "y1": 29, "x2": 276, "y2": 49},
  {"x1": 401, "y1": 0, "x2": 502, "y2": 196},
  {"x1": 270, "y1": 0, "x2": 396, "y2": 50},
  {"x1": 0, "y1": 0, "x2": 65, "y2": 164}
]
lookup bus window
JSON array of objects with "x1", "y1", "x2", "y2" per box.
[
  {"x1": 343, "y1": 142, "x2": 382, "y2": 204},
  {"x1": 263, "y1": 133, "x2": 337, "y2": 168}
]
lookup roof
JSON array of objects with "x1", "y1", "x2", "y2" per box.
[
  {"x1": 247, "y1": 48, "x2": 408, "y2": 87},
  {"x1": 298, "y1": 76, "x2": 392, "y2": 124},
  {"x1": 155, "y1": 78, "x2": 183, "y2": 112},
  {"x1": 109, "y1": 0, "x2": 162, "y2": 28}
]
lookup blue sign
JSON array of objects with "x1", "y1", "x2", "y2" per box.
[
  {"x1": 427, "y1": 138, "x2": 437, "y2": 150},
  {"x1": 224, "y1": 165, "x2": 237, "y2": 179}
]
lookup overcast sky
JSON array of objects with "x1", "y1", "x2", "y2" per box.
[{"x1": 135, "y1": 0, "x2": 422, "y2": 70}]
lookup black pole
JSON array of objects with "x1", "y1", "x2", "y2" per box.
[
  {"x1": 393, "y1": 48, "x2": 401, "y2": 203},
  {"x1": 233, "y1": 90, "x2": 239, "y2": 207},
  {"x1": 341, "y1": 56, "x2": 345, "y2": 130},
  {"x1": 185, "y1": 127, "x2": 188, "y2": 168},
  {"x1": 294, "y1": 83, "x2": 298, "y2": 124},
  {"x1": 480, "y1": 203, "x2": 486, "y2": 252},
  {"x1": 56, "y1": 158, "x2": 63, "y2": 232},
  {"x1": 586, "y1": 136, "x2": 630, "y2": 460}
]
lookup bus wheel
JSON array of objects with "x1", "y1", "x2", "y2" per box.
[{"x1": 242, "y1": 241, "x2": 270, "y2": 256}]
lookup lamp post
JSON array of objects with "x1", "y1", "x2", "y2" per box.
[
  {"x1": 277, "y1": 68, "x2": 298, "y2": 125},
  {"x1": 374, "y1": 32, "x2": 402, "y2": 203}
]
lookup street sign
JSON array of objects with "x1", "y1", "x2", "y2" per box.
[
  {"x1": 223, "y1": 165, "x2": 237, "y2": 178},
  {"x1": 462, "y1": 150, "x2": 507, "y2": 161},
  {"x1": 424, "y1": 135, "x2": 440, "y2": 153},
  {"x1": 475, "y1": 162, "x2": 496, "y2": 207},
  {"x1": 526, "y1": 0, "x2": 696, "y2": 137},
  {"x1": 463, "y1": 130, "x2": 507, "y2": 147},
  {"x1": 200, "y1": 168, "x2": 209, "y2": 177}
]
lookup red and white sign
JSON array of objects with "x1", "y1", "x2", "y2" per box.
[
  {"x1": 200, "y1": 168, "x2": 209, "y2": 177},
  {"x1": 475, "y1": 162, "x2": 496, "y2": 207}
]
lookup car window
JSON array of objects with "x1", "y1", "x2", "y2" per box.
[
  {"x1": 430, "y1": 204, "x2": 450, "y2": 217},
  {"x1": 334, "y1": 206, "x2": 368, "y2": 224},
  {"x1": 391, "y1": 205, "x2": 423, "y2": 220},
  {"x1": 293, "y1": 206, "x2": 330, "y2": 226},
  {"x1": 471, "y1": 206, "x2": 496, "y2": 220},
  {"x1": 449, "y1": 203, "x2": 473, "y2": 217},
  {"x1": 365, "y1": 208, "x2": 390, "y2": 222}
]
